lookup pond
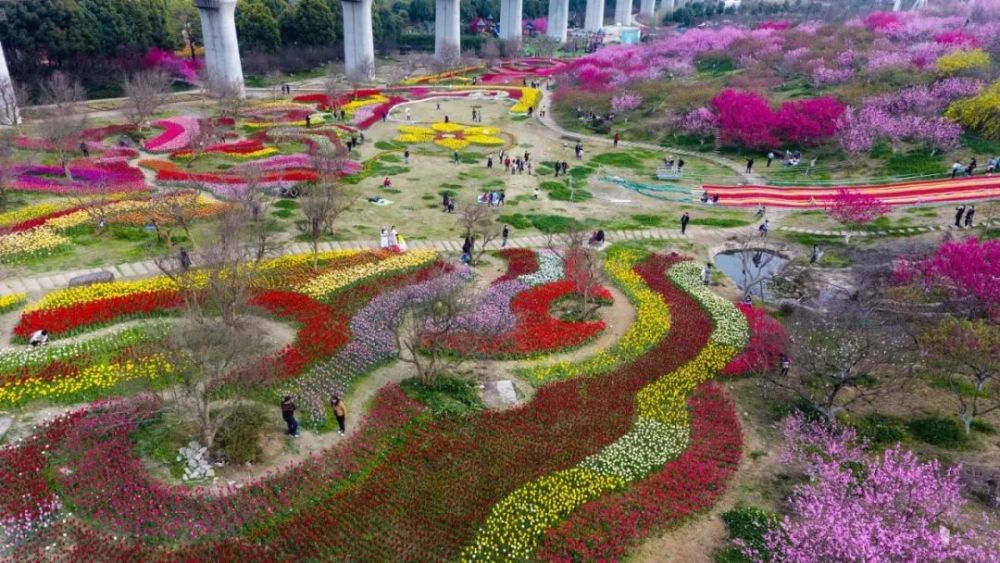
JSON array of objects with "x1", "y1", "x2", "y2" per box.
[{"x1": 713, "y1": 250, "x2": 789, "y2": 300}]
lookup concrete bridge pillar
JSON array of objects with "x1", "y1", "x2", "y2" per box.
[
  {"x1": 639, "y1": 0, "x2": 656, "y2": 19},
  {"x1": 194, "y1": 0, "x2": 245, "y2": 97},
  {"x1": 614, "y1": 0, "x2": 632, "y2": 25},
  {"x1": 548, "y1": 0, "x2": 570, "y2": 43},
  {"x1": 584, "y1": 0, "x2": 604, "y2": 31},
  {"x1": 0, "y1": 40, "x2": 17, "y2": 125},
  {"x1": 435, "y1": 0, "x2": 462, "y2": 60},
  {"x1": 662, "y1": 0, "x2": 674, "y2": 12},
  {"x1": 342, "y1": 0, "x2": 375, "y2": 80},
  {"x1": 499, "y1": 0, "x2": 523, "y2": 42}
]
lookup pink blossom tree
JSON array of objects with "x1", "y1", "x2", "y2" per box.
[
  {"x1": 776, "y1": 97, "x2": 846, "y2": 146},
  {"x1": 677, "y1": 107, "x2": 717, "y2": 144},
  {"x1": 827, "y1": 188, "x2": 891, "y2": 230},
  {"x1": 760, "y1": 415, "x2": 1000, "y2": 563},
  {"x1": 610, "y1": 91, "x2": 643, "y2": 115},
  {"x1": 893, "y1": 237, "x2": 1000, "y2": 319},
  {"x1": 710, "y1": 89, "x2": 780, "y2": 150}
]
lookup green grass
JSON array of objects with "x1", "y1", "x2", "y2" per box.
[
  {"x1": 273, "y1": 199, "x2": 298, "y2": 210},
  {"x1": 630, "y1": 214, "x2": 664, "y2": 227},
  {"x1": 782, "y1": 231, "x2": 844, "y2": 248},
  {"x1": 908, "y1": 416, "x2": 969, "y2": 449},
  {"x1": 883, "y1": 148, "x2": 948, "y2": 178},
  {"x1": 689, "y1": 217, "x2": 753, "y2": 228},
  {"x1": 400, "y1": 376, "x2": 483, "y2": 417},
  {"x1": 817, "y1": 251, "x2": 852, "y2": 268},
  {"x1": 589, "y1": 149, "x2": 659, "y2": 170},
  {"x1": 850, "y1": 413, "x2": 908, "y2": 448},
  {"x1": 960, "y1": 133, "x2": 1000, "y2": 155},
  {"x1": 539, "y1": 180, "x2": 592, "y2": 202},
  {"x1": 498, "y1": 213, "x2": 582, "y2": 234},
  {"x1": 271, "y1": 208, "x2": 294, "y2": 219}
]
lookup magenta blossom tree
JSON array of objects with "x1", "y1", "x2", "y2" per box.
[
  {"x1": 760, "y1": 415, "x2": 1000, "y2": 563},
  {"x1": 710, "y1": 89, "x2": 780, "y2": 150},
  {"x1": 893, "y1": 236, "x2": 1000, "y2": 319},
  {"x1": 777, "y1": 97, "x2": 846, "y2": 146},
  {"x1": 611, "y1": 91, "x2": 643, "y2": 115},
  {"x1": 827, "y1": 188, "x2": 891, "y2": 230}
]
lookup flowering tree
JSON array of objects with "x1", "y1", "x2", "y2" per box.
[
  {"x1": 936, "y1": 48, "x2": 992, "y2": 75},
  {"x1": 893, "y1": 237, "x2": 1000, "y2": 319},
  {"x1": 827, "y1": 189, "x2": 891, "y2": 230},
  {"x1": 760, "y1": 415, "x2": 1000, "y2": 562},
  {"x1": 710, "y1": 89, "x2": 779, "y2": 150},
  {"x1": 946, "y1": 78, "x2": 1000, "y2": 140},
  {"x1": 677, "y1": 107, "x2": 717, "y2": 144},
  {"x1": 611, "y1": 91, "x2": 643, "y2": 116},
  {"x1": 776, "y1": 97, "x2": 845, "y2": 146}
]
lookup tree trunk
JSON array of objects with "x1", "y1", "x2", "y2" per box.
[{"x1": 961, "y1": 413, "x2": 973, "y2": 435}]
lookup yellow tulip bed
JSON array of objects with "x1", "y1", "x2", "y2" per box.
[
  {"x1": 342, "y1": 94, "x2": 390, "y2": 115},
  {"x1": 0, "y1": 226, "x2": 71, "y2": 263},
  {"x1": 0, "y1": 292, "x2": 27, "y2": 313},
  {"x1": 296, "y1": 250, "x2": 438, "y2": 299},
  {"x1": 461, "y1": 257, "x2": 748, "y2": 561},
  {"x1": 511, "y1": 87, "x2": 542, "y2": 114},
  {"x1": 0, "y1": 203, "x2": 66, "y2": 228},
  {"x1": 394, "y1": 123, "x2": 506, "y2": 151},
  {"x1": 522, "y1": 246, "x2": 672, "y2": 384}
]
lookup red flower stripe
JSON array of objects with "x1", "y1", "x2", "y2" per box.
[
  {"x1": 493, "y1": 248, "x2": 540, "y2": 284},
  {"x1": 13, "y1": 290, "x2": 183, "y2": 339},
  {"x1": 722, "y1": 303, "x2": 789, "y2": 377},
  {"x1": 535, "y1": 381, "x2": 744, "y2": 561}
]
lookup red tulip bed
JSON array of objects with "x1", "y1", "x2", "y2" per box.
[
  {"x1": 493, "y1": 247, "x2": 540, "y2": 283},
  {"x1": 13, "y1": 289, "x2": 184, "y2": 341},
  {"x1": 535, "y1": 381, "x2": 743, "y2": 561},
  {"x1": 722, "y1": 303, "x2": 789, "y2": 377},
  {"x1": 0, "y1": 252, "x2": 748, "y2": 560}
]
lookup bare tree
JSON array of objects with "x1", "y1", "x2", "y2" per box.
[
  {"x1": 162, "y1": 316, "x2": 268, "y2": 450},
  {"x1": 481, "y1": 39, "x2": 501, "y2": 68},
  {"x1": 184, "y1": 117, "x2": 221, "y2": 169},
  {"x1": 266, "y1": 70, "x2": 286, "y2": 101},
  {"x1": 234, "y1": 169, "x2": 281, "y2": 261},
  {"x1": 297, "y1": 148, "x2": 356, "y2": 266},
  {"x1": 393, "y1": 268, "x2": 505, "y2": 385},
  {"x1": 346, "y1": 59, "x2": 376, "y2": 88},
  {"x1": 458, "y1": 201, "x2": 501, "y2": 264},
  {"x1": 546, "y1": 226, "x2": 607, "y2": 320},
  {"x1": 432, "y1": 44, "x2": 462, "y2": 73},
  {"x1": 122, "y1": 70, "x2": 173, "y2": 131},
  {"x1": 36, "y1": 72, "x2": 88, "y2": 179},
  {"x1": 323, "y1": 63, "x2": 343, "y2": 113},
  {"x1": 526, "y1": 36, "x2": 560, "y2": 58},
  {"x1": 0, "y1": 131, "x2": 18, "y2": 209},
  {"x1": 203, "y1": 76, "x2": 248, "y2": 121},
  {"x1": 920, "y1": 317, "x2": 1000, "y2": 435},
  {"x1": 0, "y1": 77, "x2": 26, "y2": 129},
  {"x1": 69, "y1": 180, "x2": 136, "y2": 236},
  {"x1": 500, "y1": 38, "x2": 523, "y2": 58},
  {"x1": 147, "y1": 190, "x2": 202, "y2": 252},
  {"x1": 732, "y1": 230, "x2": 789, "y2": 300},
  {"x1": 762, "y1": 301, "x2": 911, "y2": 421}
]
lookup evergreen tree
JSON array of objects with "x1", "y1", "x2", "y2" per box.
[
  {"x1": 237, "y1": 0, "x2": 282, "y2": 53},
  {"x1": 281, "y1": 0, "x2": 338, "y2": 46}
]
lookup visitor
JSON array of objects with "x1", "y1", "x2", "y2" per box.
[
  {"x1": 404, "y1": 149, "x2": 410, "y2": 165},
  {"x1": 759, "y1": 219, "x2": 769, "y2": 238},
  {"x1": 807, "y1": 158, "x2": 818, "y2": 175},
  {"x1": 447, "y1": 198, "x2": 455, "y2": 213},
  {"x1": 340, "y1": 109, "x2": 346, "y2": 121},
  {"x1": 178, "y1": 248, "x2": 192, "y2": 271},
  {"x1": 554, "y1": 162, "x2": 560, "y2": 177},
  {"x1": 436, "y1": 102, "x2": 440, "y2": 110},
  {"x1": 405, "y1": 107, "x2": 411, "y2": 121},
  {"x1": 562, "y1": 161, "x2": 569, "y2": 176},
  {"x1": 755, "y1": 204, "x2": 765, "y2": 218},
  {"x1": 955, "y1": 205, "x2": 966, "y2": 228},
  {"x1": 305, "y1": 115, "x2": 311, "y2": 128},
  {"x1": 388, "y1": 226, "x2": 398, "y2": 248},
  {"x1": 533, "y1": 186, "x2": 540, "y2": 199},
  {"x1": 742, "y1": 293, "x2": 753, "y2": 305},
  {"x1": 767, "y1": 151, "x2": 775, "y2": 167},
  {"x1": 487, "y1": 155, "x2": 493, "y2": 169},
  {"x1": 700, "y1": 191, "x2": 709, "y2": 204},
  {"x1": 779, "y1": 353, "x2": 791, "y2": 377},
  {"x1": 700, "y1": 263, "x2": 712, "y2": 286},
  {"x1": 712, "y1": 194, "x2": 720, "y2": 204},
  {"x1": 589, "y1": 229, "x2": 605, "y2": 246},
  {"x1": 988, "y1": 158, "x2": 996, "y2": 174},
  {"x1": 444, "y1": 115, "x2": 450, "y2": 123},
  {"x1": 454, "y1": 151, "x2": 460, "y2": 164},
  {"x1": 329, "y1": 395, "x2": 347, "y2": 435},
  {"x1": 746, "y1": 158, "x2": 754, "y2": 174},
  {"x1": 680, "y1": 212, "x2": 690, "y2": 235},
  {"x1": 613, "y1": 132, "x2": 620, "y2": 148},
  {"x1": 397, "y1": 230, "x2": 408, "y2": 252},
  {"x1": 29, "y1": 329, "x2": 49, "y2": 347},
  {"x1": 462, "y1": 235, "x2": 474, "y2": 257},
  {"x1": 501, "y1": 224, "x2": 510, "y2": 247},
  {"x1": 810, "y1": 244, "x2": 820, "y2": 265},
  {"x1": 965, "y1": 205, "x2": 975, "y2": 227},
  {"x1": 383, "y1": 177, "x2": 392, "y2": 188},
  {"x1": 677, "y1": 159, "x2": 685, "y2": 172},
  {"x1": 969, "y1": 157, "x2": 978, "y2": 176},
  {"x1": 381, "y1": 112, "x2": 387, "y2": 123},
  {"x1": 528, "y1": 107, "x2": 534, "y2": 117},
  {"x1": 380, "y1": 226, "x2": 389, "y2": 248},
  {"x1": 79, "y1": 141, "x2": 90, "y2": 158},
  {"x1": 498, "y1": 191, "x2": 506, "y2": 206},
  {"x1": 281, "y1": 396, "x2": 299, "y2": 438},
  {"x1": 952, "y1": 161, "x2": 963, "y2": 179}
]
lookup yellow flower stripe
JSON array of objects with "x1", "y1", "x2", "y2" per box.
[
  {"x1": 256, "y1": 249, "x2": 363, "y2": 274},
  {"x1": 0, "y1": 292, "x2": 27, "y2": 313},
  {"x1": 462, "y1": 260, "x2": 749, "y2": 560},
  {"x1": 341, "y1": 95, "x2": 389, "y2": 114},
  {"x1": 25, "y1": 276, "x2": 188, "y2": 312},
  {"x1": 522, "y1": 247, "x2": 671, "y2": 384},
  {"x1": 511, "y1": 87, "x2": 541, "y2": 113},
  {"x1": 399, "y1": 125, "x2": 435, "y2": 135},
  {"x1": 431, "y1": 122, "x2": 465, "y2": 133},
  {"x1": 0, "y1": 354, "x2": 173, "y2": 408},
  {"x1": 0, "y1": 227, "x2": 70, "y2": 263},
  {"x1": 296, "y1": 250, "x2": 438, "y2": 299},
  {"x1": 0, "y1": 202, "x2": 66, "y2": 228},
  {"x1": 244, "y1": 114, "x2": 326, "y2": 130},
  {"x1": 435, "y1": 138, "x2": 469, "y2": 151}
]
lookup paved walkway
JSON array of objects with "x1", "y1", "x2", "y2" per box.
[{"x1": 777, "y1": 217, "x2": 999, "y2": 238}]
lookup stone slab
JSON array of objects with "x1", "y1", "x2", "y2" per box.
[
  {"x1": 0, "y1": 417, "x2": 11, "y2": 441},
  {"x1": 68, "y1": 271, "x2": 114, "y2": 287}
]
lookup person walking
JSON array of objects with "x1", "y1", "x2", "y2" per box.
[
  {"x1": 746, "y1": 158, "x2": 754, "y2": 174},
  {"x1": 178, "y1": 248, "x2": 192, "y2": 271},
  {"x1": 405, "y1": 107, "x2": 411, "y2": 121},
  {"x1": 487, "y1": 155, "x2": 493, "y2": 169},
  {"x1": 779, "y1": 353, "x2": 790, "y2": 377},
  {"x1": 759, "y1": 219, "x2": 769, "y2": 238},
  {"x1": 501, "y1": 224, "x2": 510, "y2": 247},
  {"x1": 453, "y1": 151, "x2": 460, "y2": 164},
  {"x1": 955, "y1": 205, "x2": 966, "y2": 228},
  {"x1": 331, "y1": 395, "x2": 347, "y2": 435},
  {"x1": 305, "y1": 115, "x2": 311, "y2": 128},
  {"x1": 281, "y1": 396, "x2": 299, "y2": 437},
  {"x1": 613, "y1": 132, "x2": 620, "y2": 148},
  {"x1": 767, "y1": 151, "x2": 774, "y2": 167},
  {"x1": 965, "y1": 205, "x2": 976, "y2": 227},
  {"x1": 700, "y1": 263, "x2": 712, "y2": 286},
  {"x1": 680, "y1": 212, "x2": 690, "y2": 235},
  {"x1": 404, "y1": 149, "x2": 410, "y2": 165},
  {"x1": 810, "y1": 244, "x2": 820, "y2": 265},
  {"x1": 951, "y1": 161, "x2": 963, "y2": 179},
  {"x1": 388, "y1": 226, "x2": 398, "y2": 248},
  {"x1": 380, "y1": 226, "x2": 389, "y2": 248},
  {"x1": 677, "y1": 159, "x2": 685, "y2": 172}
]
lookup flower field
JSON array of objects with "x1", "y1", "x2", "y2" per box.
[{"x1": 0, "y1": 244, "x2": 761, "y2": 560}]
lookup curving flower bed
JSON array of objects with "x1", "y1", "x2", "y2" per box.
[
  {"x1": 723, "y1": 303, "x2": 789, "y2": 377},
  {"x1": 11, "y1": 161, "x2": 147, "y2": 195},
  {"x1": 145, "y1": 116, "x2": 201, "y2": 152},
  {"x1": 0, "y1": 293, "x2": 27, "y2": 314},
  {"x1": 493, "y1": 248, "x2": 540, "y2": 284}
]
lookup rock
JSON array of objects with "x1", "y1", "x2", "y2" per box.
[
  {"x1": 0, "y1": 417, "x2": 12, "y2": 441},
  {"x1": 68, "y1": 271, "x2": 114, "y2": 288}
]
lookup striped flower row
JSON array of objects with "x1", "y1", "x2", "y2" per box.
[{"x1": 295, "y1": 250, "x2": 438, "y2": 299}]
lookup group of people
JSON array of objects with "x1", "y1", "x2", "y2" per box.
[
  {"x1": 478, "y1": 190, "x2": 506, "y2": 206},
  {"x1": 441, "y1": 193, "x2": 456, "y2": 213},
  {"x1": 552, "y1": 161, "x2": 571, "y2": 177},
  {"x1": 700, "y1": 191, "x2": 721, "y2": 204},
  {"x1": 951, "y1": 158, "x2": 985, "y2": 178},
  {"x1": 280, "y1": 394, "x2": 347, "y2": 438},
  {"x1": 955, "y1": 205, "x2": 976, "y2": 228},
  {"x1": 489, "y1": 149, "x2": 532, "y2": 176},
  {"x1": 470, "y1": 108, "x2": 483, "y2": 123},
  {"x1": 663, "y1": 156, "x2": 686, "y2": 172},
  {"x1": 379, "y1": 225, "x2": 408, "y2": 251}
]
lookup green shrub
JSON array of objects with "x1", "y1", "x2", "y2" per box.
[
  {"x1": 716, "y1": 506, "x2": 778, "y2": 563},
  {"x1": 851, "y1": 413, "x2": 907, "y2": 447},
  {"x1": 498, "y1": 213, "x2": 532, "y2": 229},
  {"x1": 540, "y1": 180, "x2": 592, "y2": 202},
  {"x1": 374, "y1": 140, "x2": 399, "y2": 150},
  {"x1": 271, "y1": 208, "x2": 294, "y2": 219},
  {"x1": 690, "y1": 217, "x2": 752, "y2": 228},
  {"x1": 631, "y1": 214, "x2": 663, "y2": 227},
  {"x1": 109, "y1": 225, "x2": 152, "y2": 242},
  {"x1": 590, "y1": 151, "x2": 653, "y2": 170},
  {"x1": 884, "y1": 148, "x2": 947, "y2": 178},
  {"x1": 908, "y1": 416, "x2": 968, "y2": 449},
  {"x1": 400, "y1": 376, "x2": 483, "y2": 417},
  {"x1": 273, "y1": 199, "x2": 298, "y2": 209},
  {"x1": 214, "y1": 404, "x2": 266, "y2": 464},
  {"x1": 381, "y1": 154, "x2": 401, "y2": 163},
  {"x1": 971, "y1": 419, "x2": 997, "y2": 435}
]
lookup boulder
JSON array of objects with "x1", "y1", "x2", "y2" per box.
[{"x1": 68, "y1": 271, "x2": 114, "y2": 288}]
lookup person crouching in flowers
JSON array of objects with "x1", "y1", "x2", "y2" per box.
[{"x1": 29, "y1": 329, "x2": 49, "y2": 347}]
